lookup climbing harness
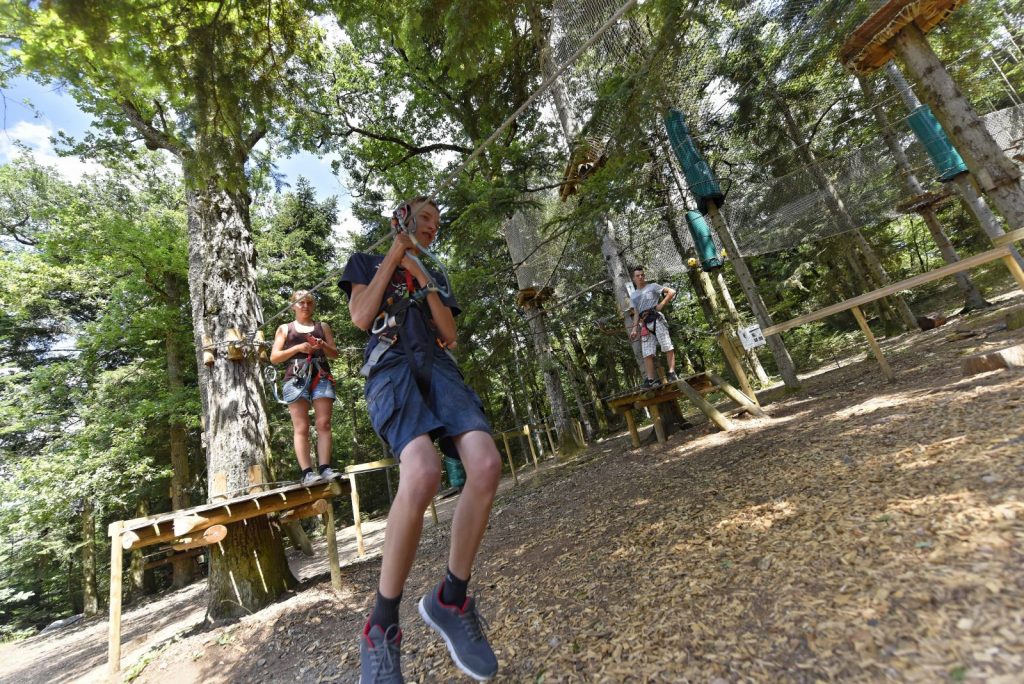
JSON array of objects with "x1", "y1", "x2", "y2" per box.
[{"x1": 359, "y1": 268, "x2": 454, "y2": 394}]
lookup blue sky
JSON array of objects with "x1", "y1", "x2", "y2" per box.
[{"x1": 1, "y1": 76, "x2": 357, "y2": 230}]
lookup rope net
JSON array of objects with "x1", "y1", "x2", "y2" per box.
[{"x1": 500, "y1": 0, "x2": 1024, "y2": 307}]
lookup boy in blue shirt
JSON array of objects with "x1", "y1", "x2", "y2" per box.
[{"x1": 341, "y1": 197, "x2": 501, "y2": 683}]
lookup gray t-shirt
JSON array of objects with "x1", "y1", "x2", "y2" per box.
[{"x1": 630, "y1": 283, "x2": 665, "y2": 313}]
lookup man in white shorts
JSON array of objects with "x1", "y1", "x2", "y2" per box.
[{"x1": 628, "y1": 266, "x2": 678, "y2": 389}]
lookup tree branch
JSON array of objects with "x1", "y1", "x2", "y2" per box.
[{"x1": 119, "y1": 99, "x2": 185, "y2": 156}]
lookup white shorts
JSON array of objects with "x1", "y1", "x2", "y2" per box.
[{"x1": 641, "y1": 313, "x2": 673, "y2": 357}]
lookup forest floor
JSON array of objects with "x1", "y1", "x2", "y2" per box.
[{"x1": 2, "y1": 290, "x2": 1023, "y2": 684}]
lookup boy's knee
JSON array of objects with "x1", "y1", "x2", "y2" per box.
[
  {"x1": 472, "y1": 452, "x2": 502, "y2": 490},
  {"x1": 401, "y1": 464, "x2": 441, "y2": 505}
]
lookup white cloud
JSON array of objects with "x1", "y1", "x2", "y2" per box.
[{"x1": 0, "y1": 120, "x2": 104, "y2": 182}]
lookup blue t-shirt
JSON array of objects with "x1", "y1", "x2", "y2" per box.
[{"x1": 339, "y1": 252, "x2": 460, "y2": 368}]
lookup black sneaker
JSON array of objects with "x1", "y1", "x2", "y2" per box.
[
  {"x1": 360, "y1": 622, "x2": 403, "y2": 683},
  {"x1": 666, "y1": 371, "x2": 679, "y2": 382},
  {"x1": 642, "y1": 378, "x2": 658, "y2": 390},
  {"x1": 418, "y1": 584, "x2": 498, "y2": 681}
]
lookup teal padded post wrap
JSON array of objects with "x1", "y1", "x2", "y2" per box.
[
  {"x1": 686, "y1": 210, "x2": 723, "y2": 271},
  {"x1": 443, "y1": 455, "x2": 466, "y2": 488},
  {"x1": 664, "y1": 108, "x2": 724, "y2": 212},
  {"x1": 905, "y1": 104, "x2": 967, "y2": 182}
]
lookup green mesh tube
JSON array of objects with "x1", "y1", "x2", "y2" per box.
[
  {"x1": 443, "y1": 455, "x2": 466, "y2": 488},
  {"x1": 686, "y1": 210, "x2": 723, "y2": 271},
  {"x1": 664, "y1": 108, "x2": 724, "y2": 212},
  {"x1": 905, "y1": 105, "x2": 967, "y2": 182}
]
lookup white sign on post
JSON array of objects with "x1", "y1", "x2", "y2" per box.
[{"x1": 738, "y1": 324, "x2": 766, "y2": 351}]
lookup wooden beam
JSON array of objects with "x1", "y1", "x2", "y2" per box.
[
  {"x1": 962, "y1": 343, "x2": 1024, "y2": 375},
  {"x1": 717, "y1": 332, "x2": 757, "y2": 405},
  {"x1": 349, "y1": 471, "x2": 365, "y2": 558},
  {"x1": 112, "y1": 479, "x2": 345, "y2": 551},
  {"x1": 673, "y1": 379, "x2": 733, "y2": 431},
  {"x1": 324, "y1": 504, "x2": 342, "y2": 591},
  {"x1": 649, "y1": 403, "x2": 667, "y2": 443},
  {"x1": 762, "y1": 246, "x2": 1013, "y2": 336},
  {"x1": 171, "y1": 524, "x2": 227, "y2": 551},
  {"x1": 278, "y1": 499, "x2": 329, "y2": 524},
  {"x1": 851, "y1": 305, "x2": 896, "y2": 382},
  {"x1": 623, "y1": 410, "x2": 640, "y2": 448},
  {"x1": 344, "y1": 458, "x2": 397, "y2": 475},
  {"x1": 524, "y1": 425, "x2": 541, "y2": 465},
  {"x1": 991, "y1": 226, "x2": 1024, "y2": 247},
  {"x1": 707, "y1": 373, "x2": 767, "y2": 418}
]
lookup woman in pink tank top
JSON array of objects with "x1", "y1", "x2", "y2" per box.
[{"x1": 270, "y1": 290, "x2": 341, "y2": 485}]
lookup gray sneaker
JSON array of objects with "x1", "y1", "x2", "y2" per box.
[
  {"x1": 318, "y1": 465, "x2": 341, "y2": 480},
  {"x1": 360, "y1": 623, "x2": 403, "y2": 683},
  {"x1": 418, "y1": 584, "x2": 497, "y2": 681},
  {"x1": 301, "y1": 471, "x2": 322, "y2": 487}
]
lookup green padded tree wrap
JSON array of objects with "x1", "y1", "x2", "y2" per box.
[
  {"x1": 686, "y1": 210, "x2": 723, "y2": 271},
  {"x1": 905, "y1": 105, "x2": 967, "y2": 182},
  {"x1": 664, "y1": 108, "x2": 724, "y2": 213}
]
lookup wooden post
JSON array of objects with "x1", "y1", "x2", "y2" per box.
[
  {"x1": 704, "y1": 201, "x2": 801, "y2": 389},
  {"x1": 323, "y1": 504, "x2": 342, "y2": 591},
  {"x1": 429, "y1": 499, "x2": 438, "y2": 525},
  {"x1": 524, "y1": 425, "x2": 540, "y2": 465},
  {"x1": 107, "y1": 521, "x2": 124, "y2": 676},
  {"x1": 1000, "y1": 255, "x2": 1024, "y2": 292},
  {"x1": 649, "y1": 403, "x2": 667, "y2": 443},
  {"x1": 892, "y1": 23, "x2": 1024, "y2": 243},
  {"x1": 717, "y1": 332, "x2": 758, "y2": 406},
  {"x1": 707, "y1": 372, "x2": 767, "y2": 418},
  {"x1": 504, "y1": 433, "x2": 519, "y2": 485},
  {"x1": 851, "y1": 305, "x2": 895, "y2": 382},
  {"x1": 501, "y1": 433, "x2": 513, "y2": 470},
  {"x1": 574, "y1": 419, "x2": 586, "y2": 446},
  {"x1": 673, "y1": 379, "x2": 733, "y2": 431},
  {"x1": 542, "y1": 423, "x2": 556, "y2": 456},
  {"x1": 623, "y1": 410, "x2": 640, "y2": 447},
  {"x1": 348, "y1": 474, "x2": 365, "y2": 558}
]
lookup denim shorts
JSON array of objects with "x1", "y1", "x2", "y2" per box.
[
  {"x1": 365, "y1": 355, "x2": 491, "y2": 460},
  {"x1": 282, "y1": 377, "x2": 336, "y2": 404}
]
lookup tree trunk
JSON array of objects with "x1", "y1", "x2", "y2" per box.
[
  {"x1": 598, "y1": 218, "x2": 647, "y2": 375},
  {"x1": 892, "y1": 23, "x2": 1024, "y2": 239},
  {"x1": 884, "y1": 61, "x2": 1024, "y2": 271},
  {"x1": 565, "y1": 329, "x2": 609, "y2": 433},
  {"x1": 704, "y1": 201, "x2": 802, "y2": 387},
  {"x1": 715, "y1": 272, "x2": 770, "y2": 384},
  {"x1": 128, "y1": 500, "x2": 151, "y2": 601},
  {"x1": 776, "y1": 99, "x2": 919, "y2": 330},
  {"x1": 81, "y1": 500, "x2": 98, "y2": 617},
  {"x1": 521, "y1": 299, "x2": 579, "y2": 454},
  {"x1": 163, "y1": 271, "x2": 196, "y2": 589},
  {"x1": 185, "y1": 179, "x2": 296, "y2": 620}
]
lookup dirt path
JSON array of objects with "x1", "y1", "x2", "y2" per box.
[{"x1": 4, "y1": 294, "x2": 1023, "y2": 683}]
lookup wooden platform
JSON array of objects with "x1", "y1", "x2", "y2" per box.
[
  {"x1": 106, "y1": 477, "x2": 349, "y2": 675},
  {"x1": 840, "y1": 0, "x2": 968, "y2": 75},
  {"x1": 761, "y1": 245, "x2": 1024, "y2": 383},
  {"x1": 607, "y1": 371, "x2": 766, "y2": 446}
]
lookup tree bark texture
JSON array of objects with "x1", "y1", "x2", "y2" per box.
[
  {"x1": 599, "y1": 219, "x2": 647, "y2": 375},
  {"x1": 893, "y1": 24, "x2": 1024, "y2": 236},
  {"x1": 185, "y1": 179, "x2": 293, "y2": 619},
  {"x1": 81, "y1": 500, "x2": 99, "y2": 617},
  {"x1": 522, "y1": 300, "x2": 579, "y2": 453},
  {"x1": 704, "y1": 202, "x2": 802, "y2": 388},
  {"x1": 860, "y1": 73, "x2": 990, "y2": 310},
  {"x1": 207, "y1": 517, "x2": 296, "y2": 620},
  {"x1": 164, "y1": 271, "x2": 196, "y2": 589},
  {"x1": 777, "y1": 100, "x2": 919, "y2": 331}
]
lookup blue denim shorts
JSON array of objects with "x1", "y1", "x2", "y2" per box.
[
  {"x1": 365, "y1": 355, "x2": 491, "y2": 459},
  {"x1": 282, "y1": 377, "x2": 336, "y2": 404}
]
